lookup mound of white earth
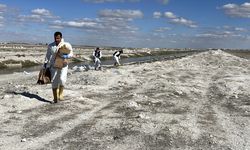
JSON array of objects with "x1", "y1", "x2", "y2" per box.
[{"x1": 0, "y1": 50, "x2": 249, "y2": 150}]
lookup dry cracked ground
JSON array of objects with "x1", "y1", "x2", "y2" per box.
[{"x1": 0, "y1": 50, "x2": 250, "y2": 150}]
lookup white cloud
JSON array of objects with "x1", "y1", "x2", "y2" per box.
[
  {"x1": 163, "y1": 11, "x2": 197, "y2": 28},
  {"x1": 67, "y1": 21, "x2": 97, "y2": 28},
  {"x1": 153, "y1": 11, "x2": 161, "y2": 18},
  {"x1": 52, "y1": 19, "x2": 99, "y2": 28},
  {"x1": 32, "y1": 8, "x2": 52, "y2": 16},
  {"x1": 49, "y1": 25, "x2": 63, "y2": 29},
  {"x1": 50, "y1": 9, "x2": 142, "y2": 38},
  {"x1": 0, "y1": 29, "x2": 51, "y2": 44},
  {"x1": 99, "y1": 9, "x2": 143, "y2": 20},
  {"x1": 50, "y1": 17, "x2": 139, "y2": 35},
  {"x1": 98, "y1": 9, "x2": 142, "y2": 34},
  {"x1": 168, "y1": 33, "x2": 176, "y2": 36},
  {"x1": 164, "y1": 12, "x2": 176, "y2": 19},
  {"x1": 235, "y1": 27, "x2": 247, "y2": 32},
  {"x1": 0, "y1": 3, "x2": 7, "y2": 26},
  {"x1": 222, "y1": 26, "x2": 248, "y2": 32},
  {"x1": 170, "y1": 17, "x2": 197, "y2": 28},
  {"x1": 18, "y1": 8, "x2": 58, "y2": 23},
  {"x1": 19, "y1": 14, "x2": 45, "y2": 22},
  {"x1": 196, "y1": 26, "x2": 246, "y2": 39},
  {"x1": 222, "y1": 2, "x2": 250, "y2": 18},
  {"x1": 154, "y1": 0, "x2": 170, "y2": 5},
  {"x1": 191, "y1": 26, "x2": 248, "y2": 48},
  {"x1": 192, "y1": 29, "x2": 249, "y2": 49}
]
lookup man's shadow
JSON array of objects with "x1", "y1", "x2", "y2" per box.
[{"x1": 12, "y1": 91, "x2": 52, "y2": 103}]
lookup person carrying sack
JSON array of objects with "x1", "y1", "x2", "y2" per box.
[{"x1": 43, "y1": 31, "x2": 73, "y2": 103}]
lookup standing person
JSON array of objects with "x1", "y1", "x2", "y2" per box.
[
  {"x1": 44, "y1": 31, "x2": 73, "y2": 103},
  {"x1": 92, "y1": 47, "x2": 102, "y2": 70},
  {"x1": 113, "y1": 49, "x2": 123, "y2": 66}
]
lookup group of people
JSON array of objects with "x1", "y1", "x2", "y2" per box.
[
  {"x1": 92, "y1": 47, "x2": 123, "y2": 70},
  {"x1": 43, "y1": 31, "x2": 123, "y2": 103}
]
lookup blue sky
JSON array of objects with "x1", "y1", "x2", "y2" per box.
[{"x1": 0, "y1": 0, "x2": 250, "y2": 49}]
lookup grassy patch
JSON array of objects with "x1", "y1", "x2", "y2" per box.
[
  {"x1": 0, "y1": 59, "x2": 39, "y2": 69},
  {"x1": 21, "y1": 60, "x2": 39, "y2": 67},
  {"x1": 71, "y1": 57, "x2": 84, "y2": 62},
  {"x1": 0, "y1": 62, "x2": 7, "y2": 69}
]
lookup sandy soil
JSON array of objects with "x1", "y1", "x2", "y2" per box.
[{"x1": 0, "y1": 50, "x2": 249, "y2": 150}]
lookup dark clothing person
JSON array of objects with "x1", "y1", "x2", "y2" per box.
[{"x1": 92, "y1": 47, "x2": 102, "y2": 70}]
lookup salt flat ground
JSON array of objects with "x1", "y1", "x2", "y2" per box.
[{"x1": 0, "y1": 50, "x2": 249, "y2": 150}]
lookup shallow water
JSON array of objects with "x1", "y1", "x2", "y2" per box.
[{"x1": 0, "y1": 51, "x2": 199, "y2": 75}]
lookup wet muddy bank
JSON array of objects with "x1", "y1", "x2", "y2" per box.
[{"x1": 223, "y1": 49, "x2": 250, "y2": 60}]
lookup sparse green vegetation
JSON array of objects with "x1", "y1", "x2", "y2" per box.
[
  {"x1": 71, "y1": 57, "x2": 84, "y2": 63},
  {"x1": 0, "y1": 59, "x2": 39, "y2": 69},
  {"x1": 21, "y1": 60, "x2": 39, "y2": 67}
]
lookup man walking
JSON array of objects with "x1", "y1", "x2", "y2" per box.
[{"x1": 44, "y1": 31, "x2": 73, "y2": 103}]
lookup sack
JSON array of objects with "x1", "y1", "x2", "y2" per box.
[
  {"x1": 53, "y1": 47, "x2": 69, "y2": 69},
  {"x1": 54, "y1": 56, "x2": 64, "y2": 69},
  {"x1": 37, "y1": 68, "x2": 51, "y2": 84},
  {"x1": 59, "y1": 45, "x2": 71, "y2": 54}
]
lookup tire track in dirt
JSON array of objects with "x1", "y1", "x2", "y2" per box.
[
  {"x1": 1, "y1": 50, "x2": 250, "y2": 149},
  {"x1": 36, "y1": 85, "x2": 139, "y2": 149},
  {"x1": 0, "y1": 67, "x2": 128, "y2": 149},
  {"x1": 16, "y1": 99, "x2": 111, "y2": 150},
  {"x1": 195, "y1": 67, "x2": 250, "y2": 150},
  {"x1": 194, "y1": 70, "x2": 230, "y2": 149},
  {"x1": 209, "y1": 71, "x2": 250, "y2": 150}
]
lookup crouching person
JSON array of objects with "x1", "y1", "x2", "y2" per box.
[
  {"x1": 44, "y1": 31, "x2": 73, "y2": 103},
  {"x1": 113, "y1": 49, "x2": 123, "y2": 66}
]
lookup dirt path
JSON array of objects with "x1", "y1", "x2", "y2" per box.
[{"x1": 0, "y1": 50, "x2": 249, "y2": 150}]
